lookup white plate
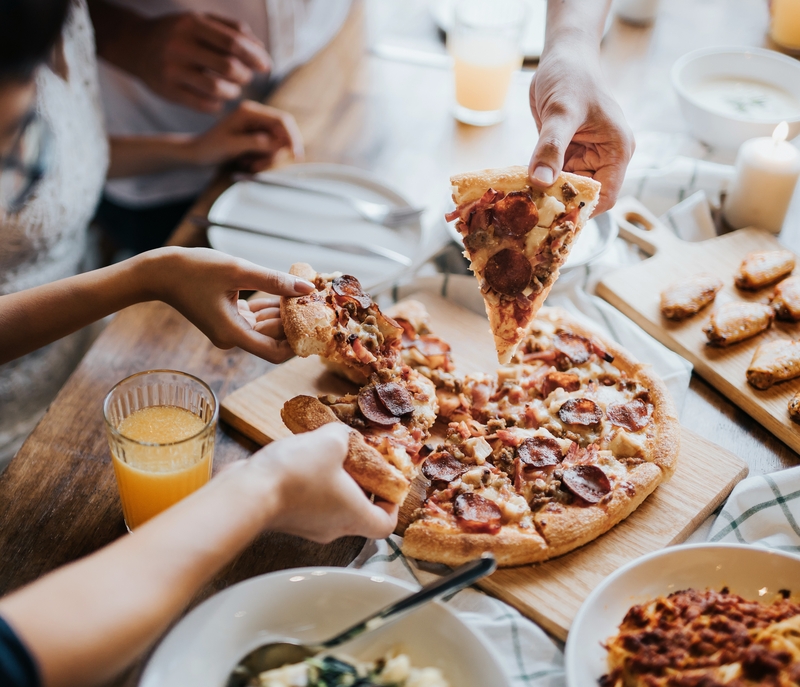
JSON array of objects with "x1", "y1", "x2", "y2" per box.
[
  {"x1": 140, "y1": 567, "x2": 508, "y2": 687},
  {"x1": 445, "y1": 212, "x2": 618, "y2": 271},
  {"x1": 207, "y1": 164, "x2": 423, "y2": 293},
  {"x1": 565, "y1": 543, "x2": 800, "y2": 686}
]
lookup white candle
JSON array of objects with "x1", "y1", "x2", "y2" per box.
[{"x1": 723, "y1": 122, "x2": 800, "y2": 234}]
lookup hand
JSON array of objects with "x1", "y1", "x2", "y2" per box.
[
  {"x1": 134, "y1": 13, "x2": 271, "y2": 113},
  {"x1": 143, "y1": 247, "x2": 314, "y2": 363},
  {"x1": 252, "y1": 424, "x2": 399, "y2": 543},
  {"x1": 528, "y1": 45, "x2": 635, "y2": 214},
  {"x1": 188, "y1": 100, "x2": 304, "y2": 171}
]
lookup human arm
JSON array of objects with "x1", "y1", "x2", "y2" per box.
[
  {"x1": 0, "y1": 246, "x2": 313, "y2": 365},
  {"x1": 528, "y1": 0, "x2": 634, "y2": 214},
  {"x1": 107, "y1": 100, "x2": 304, "y2": 178},
  {"x1": 89, "y1": 1, "x2": 270, "y2": 113},
  {"x1": 0, "y1": 424, "x2": 398, "y2": 687}
]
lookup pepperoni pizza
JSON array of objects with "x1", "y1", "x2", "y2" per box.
[{"x1": 446, "y1": 166, "x2": 601, "y2": 364}]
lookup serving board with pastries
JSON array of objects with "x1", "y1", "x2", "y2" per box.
[
  {"x1": 598, "y1": 196, "x2": 800, "y2": 455},
  {"x1": 221, "y1": 288, "x2": 747, "y2": 639}
]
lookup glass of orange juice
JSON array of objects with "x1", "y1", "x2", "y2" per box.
[
  {"x1": 449, "y1": 0, "x2": 527, "y2": 126},
  {"x1": 103, "y1": 370, "x2": 218, "y2": 531}
]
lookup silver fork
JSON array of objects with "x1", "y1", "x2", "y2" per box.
[{"x1": 232, "y1": 173, "x2": 425, "y2": 228}]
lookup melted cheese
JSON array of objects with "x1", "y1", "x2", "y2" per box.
[
  {"x1": 608, "y1": 429, "x2": 647, "y2": 459},
  {"x1": 536, "y1": 194, "x2": 566, "y2": 228}
]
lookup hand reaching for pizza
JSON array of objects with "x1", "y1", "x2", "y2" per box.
[
  {"x1": 251, "y1": 424, "x2": 399, "y2": 543},
  {"x1": 528, "y1": 43, "x2": 635, "y2": 215},
  {"x1": 146, "y1": 247, "x2": 314, "y2": 363}
]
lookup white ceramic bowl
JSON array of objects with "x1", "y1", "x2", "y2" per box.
[
  {"x1": 565, "y1": 543, "x2": 800, "y2": 686},
  {"x1": 139, "y1": 567, "x2": 508, "y2": 687},
  {"x1": 671, "y1": 46, "x2": 800, "y2": 151}
]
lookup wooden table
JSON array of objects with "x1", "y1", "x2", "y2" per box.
[{"x1": 0, "y1": 0, "x2": 797, "y2": 684}]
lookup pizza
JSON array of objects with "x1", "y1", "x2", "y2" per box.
[
  {"x1": 601, "y1": 587, "x2": 800, "y2": 686},
  {"x1": 445, "y1": 166, "x2": 601, "y2": 364},
  {"x1": 401, "y1": 308, "x2": 680, "y2": 567},
  {"x1": 281, "y1": 263, "x2": 404, "y2": 384}
]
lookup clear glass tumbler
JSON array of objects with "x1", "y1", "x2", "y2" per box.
[
  {"x1": 103, "y1": 370, "x2": 218, "y2": 531},
  {"x1": 449, "y1": 0, "x2": 527, "y2": 126}
]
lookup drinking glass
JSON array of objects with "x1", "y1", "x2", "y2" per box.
[
  {"x1": 449, "y1": 0, "x2": 527, "y2": 126},
  {"x1": 103, "y1": 370, "x2": 218, "y2": 531}
]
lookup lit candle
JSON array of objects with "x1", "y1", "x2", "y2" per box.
[
  {"x1": 771, "y1": 0, "x2": 800, "y2": 52},
  {"x1": 723, "y1": 122, "x2": 800, "y2": 234}
]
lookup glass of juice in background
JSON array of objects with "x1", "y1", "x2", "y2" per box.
[
  {"x1": 103, "y1": 370, "x2": 218, "y2": 531},
  {"x1": 449, "y1": 0, "x2": 527, "y2": 126}
]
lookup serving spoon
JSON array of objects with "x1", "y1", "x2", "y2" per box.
[{"x1": 226, "y1": 554, "x2": 497, "y2": 687}]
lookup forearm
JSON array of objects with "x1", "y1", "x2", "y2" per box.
[
  {"x1": 0, "y1": 461, "x2": 276, "y2": 687},
  {"x1": 89, "y1": 1, "x2": 151, "y2": 77},
  {"x1": 0, "y1": 249, "x2": 175, "y2": 364},
  {"x1": 544, "y1": 0, "x2": 612, "y2": 55},
  {"x1": 108, "y1": 135, "x2": 199, "y2": 178}
]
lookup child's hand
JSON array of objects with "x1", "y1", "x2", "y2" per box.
[
  {"x1": 144, "y1": 247, "x2": 313, "y2": 363},
  {"x1": 188, "y1": 100, "x2": 303, "y2": 171},
  {"x1": 249, "y1": 424, "x2": 399, "y2": 543}
]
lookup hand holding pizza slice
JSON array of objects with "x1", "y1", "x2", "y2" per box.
[{"x1": 446, "y1": 166, "x2": 601, "y2": 364}]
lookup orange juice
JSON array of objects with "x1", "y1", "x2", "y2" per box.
[
  {"x1": 453, "y1": 54, "x2": 520, "y2": 112},
  {"x1": 771, "y1": 0, "x2": 800, "y2": 51},
  {"x1": 111, "y1": 406, "x2": 213, "y2": 529}
]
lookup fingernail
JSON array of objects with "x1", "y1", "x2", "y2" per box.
[
  {"x1": 294, "y1": 278, "x2": 315, "y2": 293},
  {"x1": 532, "y1": 165, "x2": 555, "y2": 186}
]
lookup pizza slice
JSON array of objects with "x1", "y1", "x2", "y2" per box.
[
  {"x1": 445, "y1": 166, "x2": 601, "y2": 364},
  {"x1": 281, "y1": 263, "x2": 403, "y2": 384},
  {"x1": 281, "y1": 367, "x2": 438, "y2": 504}
]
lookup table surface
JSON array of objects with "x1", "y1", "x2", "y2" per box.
[{"x1": 1, "y1": 0, "x2": 798, "y2": 684}]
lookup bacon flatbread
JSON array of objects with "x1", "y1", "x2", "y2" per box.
[{"x1": 446, "y1": 166, "x2": 601, "y2": 364}]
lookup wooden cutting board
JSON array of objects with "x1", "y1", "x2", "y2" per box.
[
  {"x1": 597, "y1": 196, "x2": 800, "y2": 456},
  {"x1": 221, "y1": 291, "x2": 747, "y2": 639}
]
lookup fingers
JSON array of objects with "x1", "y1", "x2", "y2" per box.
[
  {"x1": 194, "y1": 14, "x2": 270, "y2": 72},
  {"x1": 233, "y1": 327, "x2": 295, "y2": 363},
  {"x1": 358, "y1": 500, "x2": 399, "y2": 540},
  {"x1": 254, "y1": 318, "x2": 284, "y2": 340},
  {"x1": 247, "y1": 296, "x2": 281, "y2": 312},
  {"x1": 528, "y1": 104, "x2": 582, "y2": 190},
  {"x1": 179, "y1": 68, "x2": 242, "y2": 102},
  {"x1": 254, "y1": 307, "x2": 280, "y2": 323},
  {"x1": 235, "y1": 101, "x2": 305, "y2": 160},
  {"x1": 174, "y1": 86, "x2": 225, "y2": 113},
  {"x1": 236, "y1": 261, "x2": 315, "y2": 296}
]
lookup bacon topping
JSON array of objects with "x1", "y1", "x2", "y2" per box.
[
  {"x1": 492, "y1": 191, "x2": 539, "y2": 238},
  {"x1": 558, "y1": 398, "x2": 602, "y2": 426},
  {"x1": 541, "y1": 371, "x2": 580, "y2": 398},
  {"x1": 554, "y1": 332, "x2": 592, "y2": 366},
  {"x1": 350, "y1": 336, "x2": 377, "y2": 365},
  {"x1": 517, "y1": 436, "x2": 562, "y2": 468},
  {"x1": 485, "y1": 248, "x2": 532, "y2": 296},
  {"x1": 496, "y1": 429, "x2": 523, "y2": 447},
  {"x1": 331, "y1": 274, "x2": 372, "y2": 310},
  {"x1": 444, "y1": 188, "x2": 503, "y2": 224},
  {"x1": 375, "y1": 382, "x2": 414, "y2": 417},
  {"x1": 561, "y1": 465, "x2": 611, "y2": 504},
  {"x1": 607, "y1": 399, "x2": 653, "y2": 432},
  {"x1": 422, "y1": 451, "x2": 468, "y2": 484},
  {"x1": 453, "y1": 493, "x2": 503, "y2": 534},
  {"x1": 357, "y1": 386, "x2": 399, "y2": 426}
]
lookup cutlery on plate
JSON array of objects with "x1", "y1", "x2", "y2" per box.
[
  {"x1": 226, "y1": 554, "x2": 497, "y2": 686},
  {"x1": 231, "y1": 173, "x2": 425, "y2": 228},
  {"x1": 190, "y1": 216, "x2": 413, "y2": 267}
]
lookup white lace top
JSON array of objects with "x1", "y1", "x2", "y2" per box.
[{"x1": 0, "y1": 0, "x2": 109, "y2": 468}]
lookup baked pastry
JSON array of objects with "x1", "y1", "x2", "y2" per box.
[
  {"x1": 703, "y1": 302, "x2": 774, "y2": 346},
  {"x1": 660, "y1": 273, "x2": 723, "y2": 320},
  {"x1": 772, "y1": 276, "x2": 800, "y2": 321},
  {"x1": 746, "y1": 339, "x2": 800, "y2": 390},
  {"x1": 445, "y1": 166, "x2": 600, "y2": 364},
  {"x1": 735, "y1": 250, "x2": 795, "y2": 290}
]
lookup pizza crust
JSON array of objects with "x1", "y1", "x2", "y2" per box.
[{"x1": 281, "y1": 395, "x2": 411, "y2": 504}]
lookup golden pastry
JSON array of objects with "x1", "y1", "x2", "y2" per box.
[
  {"x1": 789, "y1": 391, "x2": 800, "y2": 422},
  {"x1": 746, "y1": 339, "x2": 800, "y2": 389},
  {"x1": 660, "y1": 274, "x2": 723, "y2": 320},
  {"x1": 734, "y1": 250, "x2": 795, "y2": 290},
  {"x1": 703, "y1": 302, "x2": 774, "y2": 346},
  {"x1": 771, "y1": 275, "x2": 800, "y2": 321}
]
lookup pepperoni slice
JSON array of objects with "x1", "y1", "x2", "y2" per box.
[
  {"x1": 375, "y1": 382, "x2": 414, "y2": 417},
  {"x1": 561, "y1": 465, "x2": 611, "y2": 504},
  {"x1": 332, "y1": 275, "x2": 372, "y2": 310},
  {"x1": 492, "y1": 191, "x2": 539, "y2": 238},
  {"x1": 469, "y1": 206, "x2": 494, "y2": 233},
  {"x1": 607, "y1": 399, "x2": 653, "y2": 432},
  {"x1": 484, "y1": 249, "x2": 532, "y2": 296},
  {"x1": 541, "y1": 371, "x2": 581, "y2": 398},
  {"x1": 517, "y1": 436, "x2": 563, "y2": 468},
  {"x1": 357, "y1": 387, "x2": 399, "y2": 426},
  {"x1": 422, "y1": 451, "x2": 468, "y2": 483},
  {"x1": 453, "y1": 493, "x2": 503, "y2": 534},
  {"x1": 558, "y1": 398, "x2": 602, "y2": 426},
  {"x1": 554, "y1": 332, "x2": 592, "y2": 366},
  {"x1": 410, "y1": 335, "x2": 451, "y2": 358}
]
